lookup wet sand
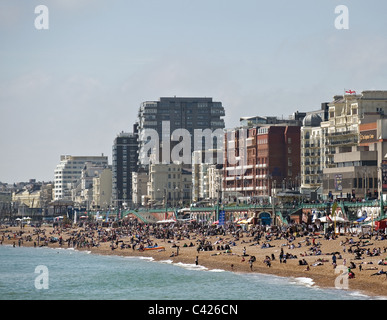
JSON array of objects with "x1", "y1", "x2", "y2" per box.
[{"x1": 2, "y1": 225, "x2": 387, "y2": 298}]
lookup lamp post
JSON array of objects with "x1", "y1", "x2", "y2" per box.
[{"x1": 378, "y1": 166, "x2": 384, "y2": 220}]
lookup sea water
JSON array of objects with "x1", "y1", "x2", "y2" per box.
[{"x1": 0, "y1": 245, "x2": 382, "y2": 300}]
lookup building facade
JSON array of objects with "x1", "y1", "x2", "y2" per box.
[
  {"x1": 137, "y1": 97, "x2": 225, "y2": 167},
  {"x1": 320, "y1": 91, "x2": 387, "y2": 198},
  {"x1": 71, "y1": 162, "x2": 110, "y2": 209},
  {"x1": 223, "y1": 124, "x2": 300, "y2": 200},
  {"x1": 112, "y1": 129, "x2": 138, "y2": 208},
  {"x1": 54, "y1": 155, "x2": 108, "y2": 201},
  {"x1": 92, "y1": 167, "x2": 112, "y2": 210},
  {"x1": 300, "y1": 113, "x2": 324, "y2": 196},
  {"x1": 191, "y1": 149, "x2": 223, "y2": 203},
  {"x1": 147, "y1": 163, "x2": 192, "y2": 207},
  {"x1": 132, "y1": 170, "x2": 149, "y2": 207}
]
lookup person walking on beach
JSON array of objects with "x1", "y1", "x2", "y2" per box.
[
  {"x1": 248, "y1": 256, "x2": 255, "y2": 271},
  {"x1": 195, "y1": 256, "x2": 199, "y2": 266}
]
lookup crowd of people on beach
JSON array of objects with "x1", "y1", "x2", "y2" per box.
[{"x1": 2, "y1": 217, "x2": 387, "y2": 278}]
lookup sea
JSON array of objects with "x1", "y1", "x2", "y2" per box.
[{"x1": 0, "y1": 245, "x2": 384, "y2": 301}]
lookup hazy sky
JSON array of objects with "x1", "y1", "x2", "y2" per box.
[{"x1": 1, "y1": 0, "x2": 387, "y2": 183}]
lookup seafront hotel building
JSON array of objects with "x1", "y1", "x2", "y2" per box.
[{"x1": 54, "y1": 155, "x2": 108, "y2": 201}]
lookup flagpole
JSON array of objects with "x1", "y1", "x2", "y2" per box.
[{"x1": 331, "y1": 201, "x2": 338, "y2": 235}]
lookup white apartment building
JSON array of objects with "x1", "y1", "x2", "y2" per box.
[
  {"x1": 92, "y1": 168, "x2": 112, "y2": 210},
  {"x1": 192, "y1": 149, "x2": 223, "y2": 203},
  {"x1": 54, "y1": 155, "x2": 108, "y2": 201},
  {"x1": 73, "y1": 163, "x2": 110, "y2": 208},
  {"x1": 300, "y1": 113, "x2": 324, "y2": 195},
  {"x1": 132, "y1": 170, "x2": 149, "y2": 206},
  {"x1": 208, "y1": 165, "x2": 223, "y2": 202},
  {"x1": 147, "y1": 162, "x2": 192, "y2": 207},
  {"x1": 301, "y1": 91, "x2": 387, "y2": 199},
  {"x1": 321, "y1": 91, "x2": 387, "y2": 197}
]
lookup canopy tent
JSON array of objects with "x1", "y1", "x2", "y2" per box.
[
  {"x1": 330, "y1": 215, "x2": 347, "y2": 222},
  {"x1": 156, "y1": 219, "x2": 176, "y2": 224},
  {"x1": 316, "y1": 215, "x2": 348, "y2": 223}
]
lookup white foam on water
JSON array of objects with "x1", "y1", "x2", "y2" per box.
[
  {"x1": 349, "y1": 291, "x2": 386, "y2": 300},
  {"x1": 291, "y1": 277, "x2": 316, "y2": 288},
  {"x1": 159, "y1": 259, "x2": 173, "y2": 264},
  {"x1": 208, "y1": 269, "x2": 226, "y2": 272},
  {"x1": 138, "y1": 256, "x2": 154, "y2": 262},
  {"x1": 174, "y1": 262, "x2": 208, "y2": 271}
]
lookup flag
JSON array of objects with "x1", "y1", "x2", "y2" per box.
[{"x1": 345, "y1": 89, "x2": 356, "y2": 94}]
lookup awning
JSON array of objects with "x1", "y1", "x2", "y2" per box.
[{"x1": 156, "y1": 219, "x2": 176, "y2": 224}]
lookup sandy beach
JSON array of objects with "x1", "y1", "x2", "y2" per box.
[{"x1": 1, "y1": 223, "x2": 387, "y2": 298}]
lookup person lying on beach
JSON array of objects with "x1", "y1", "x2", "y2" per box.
[
  {"x1": 261, "y1": 242, "x2": 274, "y2": 249},
  {"x1": 370, "y1": 269, "x2": 387, "y2": 277}
]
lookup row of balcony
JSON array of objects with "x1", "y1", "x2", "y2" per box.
[
  {"x1": 303, "y1": 142, "x2": 321, "y2": 148},
  {"x1": 303, "y1": 169, "x2": 323, "y2": 175},
  {"x1": 224, "y1": 186, "x2": 267, "y2": 192},
  {"x1": 303, "y1": 179, "x2": 322, "y2": 184},
  {"x1": 226, "y1": 164, "x2": 267, "y2": 171},
  {"x1": 225, "y1": 174, "x2": 269, "y2": 181}
]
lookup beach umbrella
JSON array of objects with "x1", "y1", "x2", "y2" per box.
[
  {"x1": 329, "y1": 215, "x2": 346, "y2": 223},
  {"x1": 156, "y1": 219, "x2": 176, "y2": 224},
  {"x1": 356, "y1": 216, "x2": 366, "y2": 223},
  {"x1": 318, "y1": 216, "x2": 330, "y2": 223}
]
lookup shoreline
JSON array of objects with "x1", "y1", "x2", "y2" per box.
[
  {"x1": 1, "y1": 242, "x2": 379, "y2": 299},
  {"x1": 2, "y1": 225, "x2": 387, "y2": 299}
]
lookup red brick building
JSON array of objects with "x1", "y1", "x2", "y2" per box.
[{"x1": 223, "y1": 125, "x2": 300, "y2": 199}]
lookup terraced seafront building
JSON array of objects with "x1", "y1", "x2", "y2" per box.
[
  {"x1": 301, "y1": 91, "x2": 387, "y2": 199},
  {"x1": 223, "y1": 123, "x2": 301, "y2": 200}
]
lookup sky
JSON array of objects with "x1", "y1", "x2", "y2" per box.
[{"x1": 1, "y1": 0, "x2": 387, "y2": 184}]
